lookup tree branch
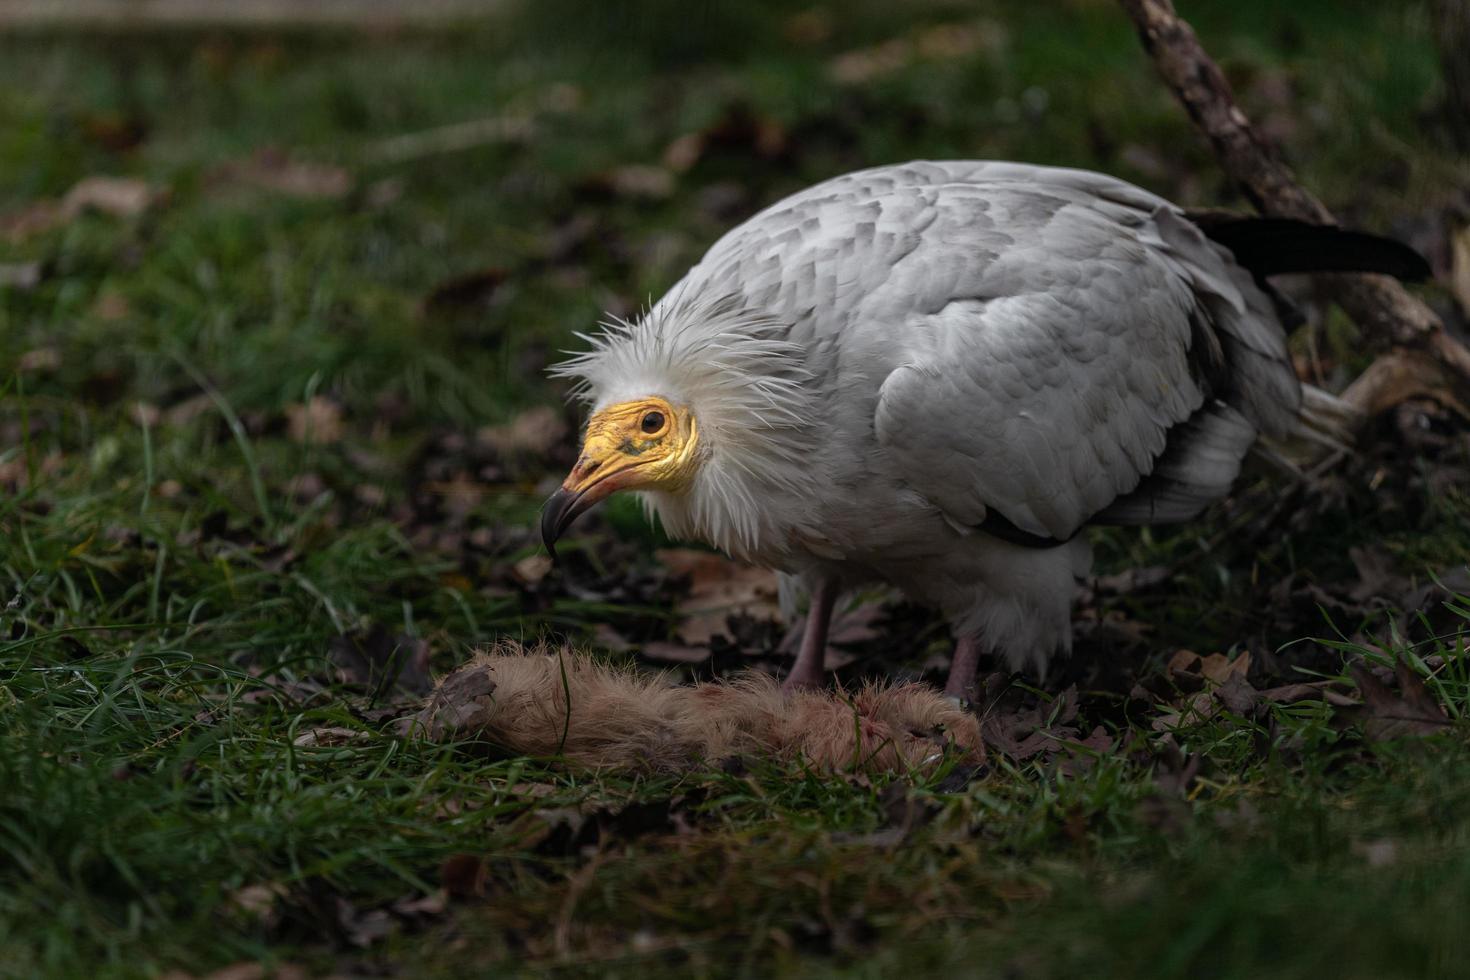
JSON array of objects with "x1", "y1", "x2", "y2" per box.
[{"x1": 1118, "y1": 0, "x2": 1470, "y2": 405}]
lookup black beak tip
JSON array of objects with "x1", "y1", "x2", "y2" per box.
[{"x1": 540, "y1": 487, "x2": 581, "y2": 567}]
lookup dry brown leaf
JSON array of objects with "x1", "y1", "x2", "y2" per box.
[
  {"x1": 63, "y1": 175, "x2": 160, "y2": 218},
  {"x1": 980, "y1": 685, "x2": 1083, "y2": 761},
  {"x1": 1350, "y1": 659, "x2": 1451, "y2": 740},
  {"x1": 1199, "y1": 650, "x2": 1250, "y2": 684},
  {"x1": 1151, "y1": 691, "x2": 1217, "y2": 732},
  {"x1": 1167, "y1": 649, "x2": 1202, "y2": 674},
  {"x1": 512, "y1": 554, "x2": 553, "y2": 586},
  {"x1": 1215, "y1": 673, "x2": 1259, "y2": 716},
  {"x1": 1257, "y1": 681, "x2": 1332, "y2": 704},
  {"x1": 656, "y1": 548, "x2": 781, "y2": 645}
]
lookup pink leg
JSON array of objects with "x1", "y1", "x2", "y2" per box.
[
  {"x1": 783, "y1": 580, "x2": 837, "y2": 691},
  {"x1": 944, "y1": 634, "x2": 984, "y2": 701}
]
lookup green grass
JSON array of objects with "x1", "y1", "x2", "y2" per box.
[{"x1": 2, "y1": 0, "x2": 1470, "y2": 976}]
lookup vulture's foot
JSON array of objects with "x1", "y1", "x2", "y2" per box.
[
  {"x1": 944, "y1": 634, "x2": 983, "y2": 702},
  {"x1": 782, "y1": 578, "x2": 838, "y2": 692}
]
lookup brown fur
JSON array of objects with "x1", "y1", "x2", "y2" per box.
[{"x1": 412, "y1": 643, "x2": 985, "y2": 774}]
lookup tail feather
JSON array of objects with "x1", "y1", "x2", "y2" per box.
[{"x1": 1185, "y1": 211, "x2": 1431, "y2": 282}]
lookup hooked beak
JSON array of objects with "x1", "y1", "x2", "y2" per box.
[
  {"x1": 539, "y1": 485, "x2": 590, "y2": 564},
  {"x1": 539, "y1": 450, "x2": 641, "y2": 563}
]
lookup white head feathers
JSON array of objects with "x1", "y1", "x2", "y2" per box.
[{"x1": 549, "y1": 287, "x2": 823, "y2": 559}]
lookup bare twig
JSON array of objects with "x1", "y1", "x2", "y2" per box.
[
  {"x1": 367, "y1": 115, "x2": 535, "y2": 166},
  {"x1": 1118, "y1": 0, "x2": 1470, "y2": 412}
]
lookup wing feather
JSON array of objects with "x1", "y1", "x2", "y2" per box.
[{"x1": 862, "y1": 165, "x2": 1298, "y2": 540}]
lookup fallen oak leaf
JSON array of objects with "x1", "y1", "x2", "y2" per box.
[
  {"x1": 1198, "y1": 650, "x2": 1251, "y2": 684},
  {"x1": 657, "y1": 548, "x2": 781, "y2": 645},
  {"x1": 1214, "y1": 673, "x2": 1259, "y2": 716},
  {"x1": 410, "y1": 662, "x2": 497, "y2": 739},
  {"x1": 1349, "y1": 658, "x2": 1452, "y2": 740},
  {"x1": 1256, "y1": 681, "x2": 1325, "y2": 702}
]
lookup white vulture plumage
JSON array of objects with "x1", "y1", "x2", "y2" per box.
[{"x1": 539, "y1": 161, "x2": 1427, "y2": 699}]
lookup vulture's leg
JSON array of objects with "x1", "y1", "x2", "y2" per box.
[
  {"x1": 944, "y1": 634, "x2": 983, "y2": 702},
  {"x1": 783, "y1": 579, "x2": 837, "y2": 691}
]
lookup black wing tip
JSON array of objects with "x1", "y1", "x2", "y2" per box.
[{"x1": 1187, "y1": 212, "x2": 1432, "y2": 283}]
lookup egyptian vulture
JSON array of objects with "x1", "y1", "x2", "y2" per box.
[{"x1": 540, "y1": 161, "x2": 1426, "y2": 699}]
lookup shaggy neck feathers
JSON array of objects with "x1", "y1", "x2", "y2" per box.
[{"x1": 551, "y1": 289, "x2": 822, "y2": 561}]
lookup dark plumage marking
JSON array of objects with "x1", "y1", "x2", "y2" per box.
[
  {"x1": 977, "y1": 510, "x2": 1073, "y2": 549},
  {"x1": 1185, "y1": 212, "x2": 1431, "y2": 282}
]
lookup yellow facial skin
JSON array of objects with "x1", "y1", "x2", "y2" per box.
[{"x1": 540, "y1": 397, "x2": 699, "y2": 556}]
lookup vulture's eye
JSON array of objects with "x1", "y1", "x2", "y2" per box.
[{"x1": 641, "y1": 411, "x2": 666, "y2": 434}]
